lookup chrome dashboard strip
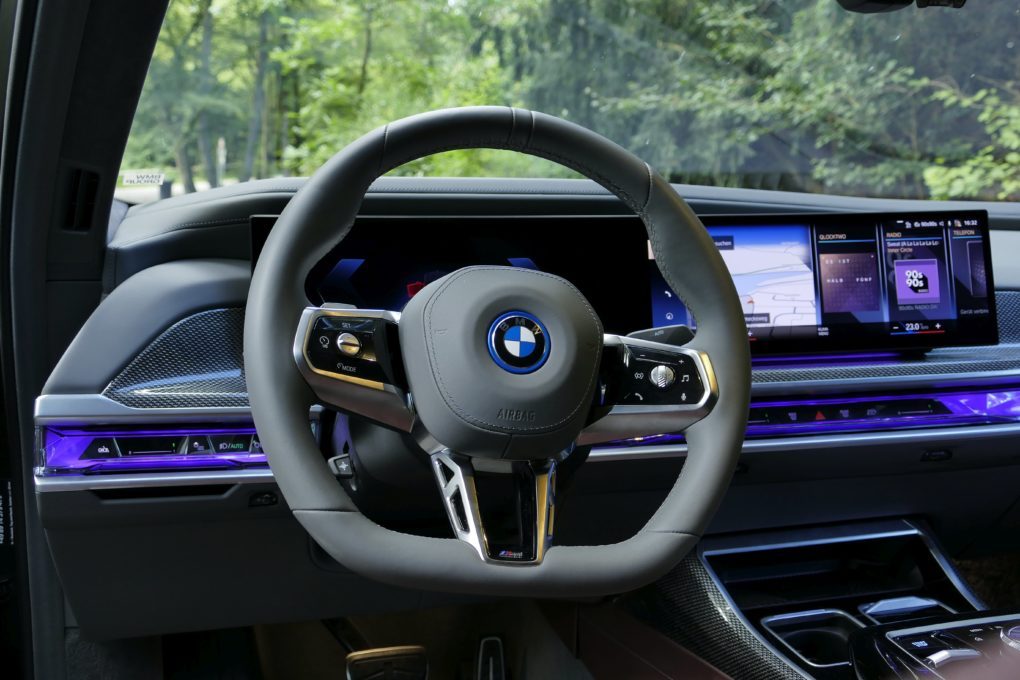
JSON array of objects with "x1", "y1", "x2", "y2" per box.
[
  {"x1": 700, "y1": 527, "x2": 919, "y2": 557},
  {"x1": 588, "y1": 421, "x2": 1020, "y2": 461},
  {"x1": 34, "y1": 468, "x2": 275, "y2": 493},
  {"x1": 904, "y1": 518, "x2": 987, "y2": 610}
]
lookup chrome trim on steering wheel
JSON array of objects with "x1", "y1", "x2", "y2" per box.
[
  {"x1": 577, "y1": 334, "x2": 719, "y2": 446},
  {"x1": 431, "y1": 451, "x2": 556, "y2": 565},
  {"x1": 293, "y1": 306, "x2": 413, "y2": 431},
  {"x1": 294, "y1": 306, "x2": 402, "y2": 390}
]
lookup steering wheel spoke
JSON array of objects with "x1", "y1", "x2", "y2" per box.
[
  {"x1": 293, "y1": 306, "x2": 414, "y2": 431},
  {"x1": 577, "y1": 334, "x2": 718, "y2": 446},
  {"x1": 431, "y1": 451, "x2": 556, "y2": 565}
]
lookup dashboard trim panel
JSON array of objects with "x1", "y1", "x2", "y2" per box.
[
  {"x1": 588, "y1": 421, "x2": 1020, "y2": 461},
  {"x1": 34, "y1": 468, "x2": 275, "y2": 493},
  {"x1": 35, "y1": 394, "x2": 254, "y2": 424},
  {"x1": 32, "y1": 420, "x2": 1020, "y2": 491}
]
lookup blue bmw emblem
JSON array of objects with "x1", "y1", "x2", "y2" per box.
[{"x1": 488, "y1": 311, "x2": 550, "y2": 374}]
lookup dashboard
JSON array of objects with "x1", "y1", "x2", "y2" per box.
[
  {"x1": 30, "y1": 177, "x2": 1020, "y2": 640},
  {"x1": 258, "y1": 209, "x2": 998, "y2": 356}
]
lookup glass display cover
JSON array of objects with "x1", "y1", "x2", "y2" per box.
[
  {"x1": 649, "y1": 211, "x2": 997, "y2": 352},
  {"x1": 272, "y1": 210, "x2": 996, "y2": 356}
]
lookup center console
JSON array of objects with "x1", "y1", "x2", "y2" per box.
[
  {"x1": 851, "y1": 613, "x2": 1020, "y2": 679},
  {"x1": 626, "y1": 520, "x2": 1006, "y2": 680}
]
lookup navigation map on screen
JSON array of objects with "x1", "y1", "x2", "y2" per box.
[{"x1": 648, "y1": 210, "x2": 995, "y2": 350}]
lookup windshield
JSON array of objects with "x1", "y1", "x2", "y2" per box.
[{"x1": 119, "y1": 1, "x2": 1020, "y2": 204}]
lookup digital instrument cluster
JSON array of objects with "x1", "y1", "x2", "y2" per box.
[{"x1": 254, "y1": 209, "x2": 997, "y2": 356}]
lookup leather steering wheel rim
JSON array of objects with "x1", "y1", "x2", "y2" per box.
[{"x1": 244, "y1": 106, "x2": 750, "y2": 597}]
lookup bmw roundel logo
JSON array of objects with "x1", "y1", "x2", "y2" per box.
[{"x1": 487, "y1": 311, "x2": 550, "y2": 374}]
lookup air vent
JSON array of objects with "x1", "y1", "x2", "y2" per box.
[{"x1": 63, "y1": 166, "x2": 100, "y2": 232}]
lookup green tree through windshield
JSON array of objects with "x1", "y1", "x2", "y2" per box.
[{"x1": 120, "y1": 0, "x2": 1020, "y2": 202}]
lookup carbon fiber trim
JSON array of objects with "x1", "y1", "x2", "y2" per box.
[
  {"x1": 745, "y1": 291, "x2": 1020, "y2": 385},
  {"x1": 752, "y1": 343, "x2": 1020, "y2": 384},
  {"x1": 629, "y1": 555, "x2": 807, "y2": 680},
  {"x1": 103, "y1": 308, "x2": 247, "y2": 408},
  {"x1": 994, "y1": 291, "x2": 1020, "y2": 343}
]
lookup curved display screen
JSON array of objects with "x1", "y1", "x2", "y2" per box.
[
  {"x1": 651, "y1": 211, "x2": 997, "y2": 353},
  {"x1": 276, "y1": 209, "x2": 997, "y2": 356}
]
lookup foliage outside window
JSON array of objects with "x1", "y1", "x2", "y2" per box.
[{"x1": 120, "y1": 0, "x2": 1020, "y2": 203}]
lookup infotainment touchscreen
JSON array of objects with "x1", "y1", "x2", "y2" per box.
[
  {"x1": 650, "y1": 211, "x2": 997, "y2": 353},
  {"x1": 264, "y1": 209, "x2": 996, "y2": 356}
]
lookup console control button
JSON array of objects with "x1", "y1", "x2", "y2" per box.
[
  {"x1": 187, "y1": 436, "x2": 213, "y2": 454},
  {"x1": 1001, "y1": 625, "x2": 1020, "y2": 653},
  {"x1": 896, "y1": 633, "x2": 950, "y2": 654},
  {"x1": 948, "y1": 625, "x2": 997, "y2": 651},
  {"x1": 924, "y1": 648, "x2": 982, "y2": 668},
  {"x1": 81, "y1": 437, "x2": 119, "y2": 459},
  {"x1": 209, "y1": 435, "x2": 253, "y2": 454}
]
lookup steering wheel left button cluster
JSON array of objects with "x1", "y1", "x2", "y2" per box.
[
  {"x1": 295, "y1": 308, "x2": 413, "y2": 432},
  {"x1": 303, "y1": 312, "x2": 402, "y2": 389}
]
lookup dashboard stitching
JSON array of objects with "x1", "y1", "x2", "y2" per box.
[
  {"x1": 641, "y1": 163, "x2": 654, "y2": 212},
  {"x1": 421, "y1": 266, "x2": 602, "y2": 433},
  {"x1": 113, "y1": 217, "x2": 249, "y2": 247},
  {"x1": 521, "y1": 145, "x2": 645, "y2": 213},
  {"x1": 125, "y1": 184, "x2": 307, "y2": 217}
]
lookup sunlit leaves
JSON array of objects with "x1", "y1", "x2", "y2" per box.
[{"x1": 123, "y1": 0, "x2": 1020, "y2": 201}]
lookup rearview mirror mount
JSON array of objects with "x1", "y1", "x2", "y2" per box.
[{"x1": 836, "y1": 0, "x2": 965, "y2": 12}]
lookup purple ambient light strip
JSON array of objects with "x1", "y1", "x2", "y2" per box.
[
  {"x1": 37, "y1": 386, "x2": 1020, "y2": 473},
  {"x1": 604, "y1": 386, "x2": 1020, "y2": 448},
  {"x1": 40, "y1": 425, "x2": 267, "y2": 475},
  {"x1": 751, "y1": 351, "x2": 903, "y2": 366}
]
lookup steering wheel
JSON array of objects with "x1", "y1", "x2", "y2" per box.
[{"x1": 244, "y1": 107, "x2": 750, "y2": 597}]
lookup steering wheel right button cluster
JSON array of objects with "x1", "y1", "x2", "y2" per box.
[{"x1": 620, "y1": 345, "x2": 705, "y2": 406}]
